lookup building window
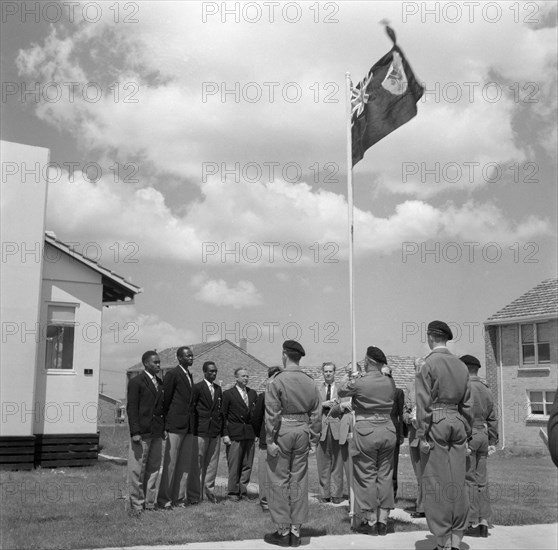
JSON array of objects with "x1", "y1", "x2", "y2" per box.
[
  {"x1": 520, "y1": 322, "x2": 551, "y2": 366},
  {"x1": 45, "y1": 305, "x2": 76, "y2": 369},
  {"x1": 528, "y1": 390, "x2": 556, "y2": 417}
]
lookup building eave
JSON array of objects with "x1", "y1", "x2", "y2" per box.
[
  {"x1": 45, "y1": 233, "x2": 142, "y2": 303},
  {"x1": 484, "y1": 313, "x2": 558, "y2": 326}
]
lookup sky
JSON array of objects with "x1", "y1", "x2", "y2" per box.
[{"x1": 1, "y1": 0, "x2": 557, "y2": 398}]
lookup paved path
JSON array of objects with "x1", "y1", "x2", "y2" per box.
[{"x1": 98, "y1": 523, "x2": 557, "y2": 550}]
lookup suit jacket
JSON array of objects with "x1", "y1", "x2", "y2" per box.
[
  {"x1": 318, "y1": 381, "x2": 351, "y2": 444},
  {"x1": 126, "y1": 371, "x2": 164, "y2": 438},
  {"x1": 391, "y1": 387, "x2": 407, "y2": 443},
  {"x1": 190, "y1": 380, "x2": 224, "y2": 438},
  {"x1": 222, "y1": 385, "x2": 258, "y2": 440},
  {"x1": 252, "y1": 392, "x2": 266, "y2": 447},
  {"x1": 163, "y1": 365, "x2": 194, "y2": 434}
]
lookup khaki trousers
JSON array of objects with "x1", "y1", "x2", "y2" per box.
[
  {"x1": 158, "y1": 432, "x2": 200, "y2": 506},
  {"x1": 316, "y1": 426, "x2": 348, "y2": 499},
  {"x1": 466, "y1": 427, "x2": 491, "y2": 526},
  {"x1": 267, "y1": 422, "x2": 310, "y2": 528},
  {"x1": 196, "y1": 436, "x2": 221, "y2": 500},
  {"x1": 350, "y1": 419, "x2": 396, "y2": 523},
  {"x1": 127, "y1": 436, "x2": 163, "y2": 510},
  {"x1": 421, "y1": 411, "x2": 469, "y2": 550}
]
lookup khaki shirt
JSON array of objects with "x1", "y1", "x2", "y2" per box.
[{"x1": 265, "y1": 366, "x2": 321, "y2": 446}]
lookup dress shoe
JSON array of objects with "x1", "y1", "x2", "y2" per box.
[
  {"x1": 351, "y1": 522, "x2": 376, "y2": 535},
  {"x1": 319, "y1": 497, "x2": 331, "y2": 503},
  {"x1": 263, "y1": 531, "x2": 291, "y2": 547},
  {"x1": 290, "y1": 533, "x2": 301, "y2": 547},
  {"x1": 376, "y1": 522, "x2": 387, "y2": 536},
  {"x1": 465, "y1": 525, "x2": 480, "y2": 537},
  {"x1": 187, "y1": 500, "x2": 199, "y2": 506},
  {"x1": 410, "y1": 511, "x2": 426, "y2": 518},
  {"x1": 331, "y1": 497, "x2": 344, "y2": 505},
  {"x1": 479, "y1": 524, "x2": 488, "y2": 537},
  {"x1": 229, "y1": 494, "x2": 242, "y2": 502}
]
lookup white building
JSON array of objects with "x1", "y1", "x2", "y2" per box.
[{"x1": 0, "y1": 140, "x2": 141, "y2": 469}]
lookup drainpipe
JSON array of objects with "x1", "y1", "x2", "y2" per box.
[{"x1": 504, "y1": 325, "x2": 506, "y2": 450}]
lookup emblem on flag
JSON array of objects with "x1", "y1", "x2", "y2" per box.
[
  {"x1": 351, "y1": 26, "x2": 424, "y2": 166},
  {"x1": 382, "y1": 51, "x2": 408, "y2": 96}
]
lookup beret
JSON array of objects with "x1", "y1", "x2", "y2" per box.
[
  {"x1": 283, "y1": 340, "x2": 305, "y2": 357},
  {"x1": 366, "y1": 346, "x2": 387, "y2": 365},
  {"x1": 460, "y1": 354, "x2": 481, "y2": 369},
  {"x1": 427, "y1": 320, "x2": 453, "y2": 340}
]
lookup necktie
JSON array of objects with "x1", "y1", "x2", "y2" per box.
[
  {"x1": 209, "y1": 383, "x2": 214, "y2": 399},
  {"x1": 242, "y1": 389, "x2": 248, "y2": 407},
  {"x1": 326, "y1": 384, "x2": 331, "y2": 401}
]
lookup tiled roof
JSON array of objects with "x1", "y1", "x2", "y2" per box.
[
  {"x1": 250, "y1": 356, "x2": 416, "y2": 392},
  {"x1": 485, "y1": 278, "x2": 558, "y2": 324},
  {"x1": 127, "y1": 340, "x2": 268, "y2": 372}
]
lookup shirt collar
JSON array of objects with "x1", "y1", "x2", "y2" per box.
[
  {"x1": 204, "y1": 379, "x2": 213, "y2": 388},
  {"x1": 179, "y1": 364, "x2": 190, "y2": 376}
]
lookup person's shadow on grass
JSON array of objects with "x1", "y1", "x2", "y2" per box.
[{"x1": 415, "y1": 535, "x2": 471, "y2": 550}]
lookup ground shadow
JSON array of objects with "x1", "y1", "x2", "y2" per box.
[{"x1": 414, "y1": 534, "x2": 471, "y2": 549}]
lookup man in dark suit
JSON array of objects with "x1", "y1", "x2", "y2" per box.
[
  {"x1": 222, "y1": 367, "x2": 258, "y2": 501},
  {"x1": 190, "y1": 361, "x2": 223, "y2": 503},
  {"x1": 126, "y1": 350, "x2": 165, "y2": 515},
  {"x1": 384, "y1": 365, "x2": 406, "y2": 500},
  {"x1": 157, "y1": 346, "x2": 201, "y2": 508}
]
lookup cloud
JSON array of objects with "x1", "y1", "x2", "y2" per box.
[
  {"x1": 14, "y1": 5, "x2": 556, "y2": 195},
  {"x1": 45, "y1": 169, "x2": 552, "y2": 265},
  {"x1": 100, "y1": 305, "x2": 196, "y2": 371},
  {"x1": 191, "y1": 274, "x2": 264, "y2": 309}
]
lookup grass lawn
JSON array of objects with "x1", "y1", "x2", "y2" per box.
[{"x1": 1, "y1": 427, "x2": 556, "y2": 549}]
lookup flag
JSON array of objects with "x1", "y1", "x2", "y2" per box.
[{"x1": 351, "y1": 26, "x2": 424, "y2": 166}]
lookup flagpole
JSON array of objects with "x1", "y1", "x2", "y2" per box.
[
  {"x1": 345, "y1": 72, "x2": 356, "y2": 374},
  {"x1": 345, "y1": 71, "x2": 358, "y2": 529}
]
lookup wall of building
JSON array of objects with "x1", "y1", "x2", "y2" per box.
[
  {"x1": 34, "y1": 243, "x2": 103, "y2": 435},
  {"x1": 486, "y1": 318, "x2": 558, "y2": 449},
  {"x1": 0, "y1": 141, "x2": 49, "y2": 437}
]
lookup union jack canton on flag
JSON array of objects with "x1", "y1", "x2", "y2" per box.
[{"x1": 351, "y1": 26, "x2": 424, "y2": 166}]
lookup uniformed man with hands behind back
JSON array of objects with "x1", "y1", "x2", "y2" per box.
[{"x1": 263, "y1": 340, "x2": 321, "y2": 547}]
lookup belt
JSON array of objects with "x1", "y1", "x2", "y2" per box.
[
  {"x1": 354, "y1": 413, "x2": 390, "y2": 421},
  {"x1": 431, "y1": 403, "x2": 458, "y2": 411},
  {"x1": 282, "y1": 413, "x2": 309, "y2": 422}
]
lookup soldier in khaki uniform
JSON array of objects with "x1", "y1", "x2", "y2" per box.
[
  {"x1": 263, "y1": 341, "x2": 321, "y2": 547},
  {"x1": 460, "y1": 355, "x2": 498, "y2": 539},
  {"x1": 415, "y1": 321, "x2": 473, "y2": 550},
  {"x1": 338, "y1": 346, "x2": 396, "y2": 536}
]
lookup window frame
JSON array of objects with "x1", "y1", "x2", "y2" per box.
[
  {"x1": 44, "y1": 302, "x2": 79, "y2": 371},
  {"x1": 527, "y1": 389, "x2": 556, "y2": 419},
  {"x1": 520, "y1": 322, "x2": 551, "y2": 367}
]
